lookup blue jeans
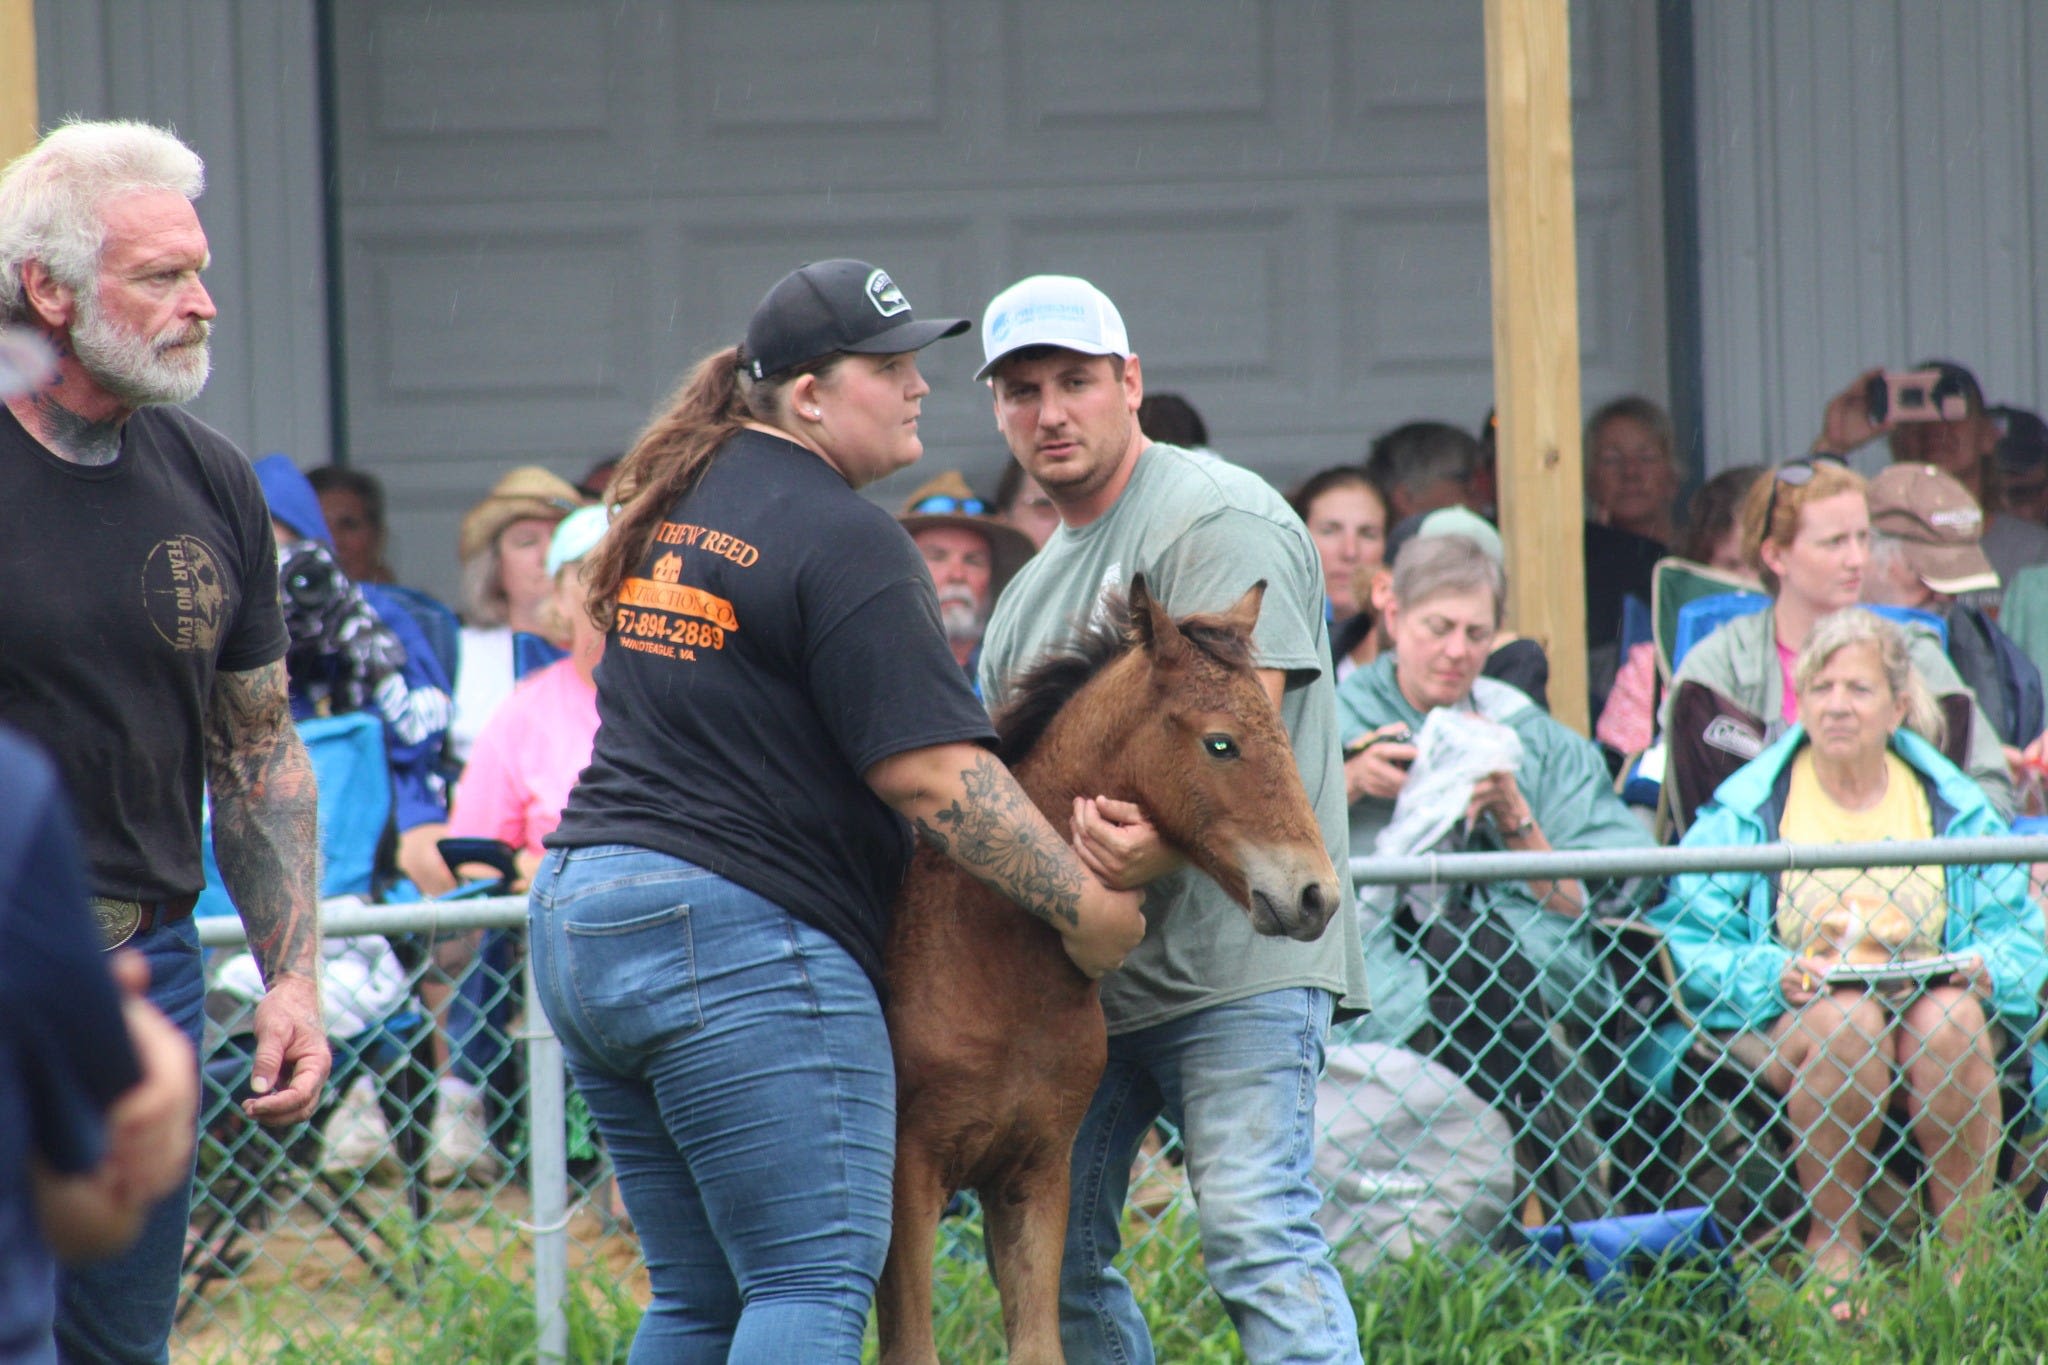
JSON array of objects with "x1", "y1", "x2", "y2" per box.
[
  {"x1": 528, "y1": 845, "x2": 894, "y2": 1364},
  {"x1": 56, "y1": 919, "x2": 203, "y2": 1365},
  {"x1": 1061, "y1": 988, "x2": 1360, "y2": 1365}
]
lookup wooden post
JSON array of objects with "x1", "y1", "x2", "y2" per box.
[
  {"x1": 0, "y1": 0, "x2": 35, "y2": 167},
  {"x1": 1484, "y1": 0, "x2": 1588, "y2": 733}
]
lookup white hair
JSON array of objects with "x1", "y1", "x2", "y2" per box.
[
  {"x1": 0, "y1": 120, "x2": 204, "y2": 322},
  {"x1": 1794, "y1": 608, "x2": 1945, "y2": 746}
]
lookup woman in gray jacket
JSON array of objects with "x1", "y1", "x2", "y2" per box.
[{"x1": 1660, "y1": 456, "x2": 2011, "y2": 827}]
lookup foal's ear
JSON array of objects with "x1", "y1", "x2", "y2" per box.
[
  {"x1": 1129, "y1": 573, "x2": 1190, "y2": 665},
  {"x1": 1218, "y1": 580, "x2": 1267, "y2": 638}
]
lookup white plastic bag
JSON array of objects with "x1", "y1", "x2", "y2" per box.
[{"x1": 1373, "y1": 707, "x2": 1525, "y2": 860}]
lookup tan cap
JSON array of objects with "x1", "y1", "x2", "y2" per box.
[
  {"x1": 458, "y1": 467, "x2": 585, "y2": 563},
  {"x1": 896, "y1": 470, "x2": 1036, "y2": 599},
  {"x1": 1867, "y1": 462, "x2": 2000, "y2": 596}
]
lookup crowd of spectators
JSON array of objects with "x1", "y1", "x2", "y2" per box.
[{"x1": 233, "y1": 350, "x2": 2048, "y2": 1335}]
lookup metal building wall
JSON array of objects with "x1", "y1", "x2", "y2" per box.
[{"x1": 1692, "y1": 0, "x2": 2048, "y2": 471}]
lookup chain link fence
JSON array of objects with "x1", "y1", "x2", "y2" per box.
[{"x1": 170, "y1": 837, "x2": 2048, "y2": 1361}]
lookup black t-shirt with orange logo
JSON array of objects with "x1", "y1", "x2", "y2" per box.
[
  {"x1": 0, "y1": 405, "x2": 287, "y2": 902},
  {"x1": 549, "y1": 429, "x2": 996, "y2": 988}
]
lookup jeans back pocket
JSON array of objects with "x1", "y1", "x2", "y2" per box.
[{"x1": 562, "y1": 884, "x2": 704, "y2": 1059}]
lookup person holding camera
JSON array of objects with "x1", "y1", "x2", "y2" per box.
[{"x1": 1814, "y1": 361, "x2": 2048, "y2": 590}]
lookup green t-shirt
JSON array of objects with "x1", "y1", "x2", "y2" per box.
[{"x1": 978, "y1": 442, "x2": 1368, "y2": 1032}]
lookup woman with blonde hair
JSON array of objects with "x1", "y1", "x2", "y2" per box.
[
  {"x1": 1654, "y1": 609, "x2": 2045, "y2": 1318},
  {"x1": 1660, "y1": 455, "x2": 2011, "y2": 827}
]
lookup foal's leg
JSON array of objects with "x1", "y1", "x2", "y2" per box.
[
  {"x1": 983, "y1": 1153, "x2": 1073, "y2": 1365},
  {"x1": 876, "y1": 1136, "x2": 947, "y2": 1365}
]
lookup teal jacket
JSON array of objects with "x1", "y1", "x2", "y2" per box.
[
  {"x1": 1651, "y1": 726, "x2": 2047, "y2": 1037},
  {"x1": 1337, "y1": 654, "x2": 1654, "y2": 1044}
]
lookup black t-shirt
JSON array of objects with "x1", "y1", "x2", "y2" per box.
[
  {"x1": 550, "y1": 430, "x2": 997, "y2": 987},
  {"x1": 0, "y1": 405, "x2": 287, "y2": 902},
  {"x1": 1583, "y1": 522, "x2": 1666, "y2": 649}
]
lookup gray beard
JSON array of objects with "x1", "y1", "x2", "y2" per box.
[
  {"x1": 938, "y1": 593, "x2": 985, "y2": 646},
  {"x1": 69, "y1": 297, "x2": 211, "y2": 407}
]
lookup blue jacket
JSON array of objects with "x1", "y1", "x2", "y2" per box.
[
  {"x1": 253, "y1": 455, "x2": 452, "y2": 832},
  {"x1": 1652, "y1": 725, "x2": 2047, "y2": 1038}
]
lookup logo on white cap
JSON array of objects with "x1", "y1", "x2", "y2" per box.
[
  {"x1": 976, "y1": 275, "x2": 1131, "y2": 380},
  {"x1": 866, "y1": 269, "x2": 910, "y2": 318}
]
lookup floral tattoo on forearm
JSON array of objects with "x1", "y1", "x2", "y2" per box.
[{"x1": 914, "y1": 751, "x2": 1084, "y2": 929}]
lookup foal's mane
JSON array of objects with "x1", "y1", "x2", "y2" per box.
[{"x1": 993, "y1": 589, "x2": 1255, "y2": 766}]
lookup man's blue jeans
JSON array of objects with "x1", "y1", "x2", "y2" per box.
[
  {"x1": 55, "y1": 918, "x2": 203, "y2": 1365},
  {"x1": 1060, "y1": 987, "x2": 1361, "y2": 1365},
  {"x1": 528, "y1": 845, "x2": 894, "y2": 1364}
]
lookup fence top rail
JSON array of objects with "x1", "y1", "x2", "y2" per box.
[
  {"x1": 196, "y1": 895, "x2": 528, "y2": 947},
  {"x1": 1347, "y1": 834, "x2": 2048, "y2": 888},
  {"x1": 196, "y1": 835, "x2": 2048, "y2": 944}
]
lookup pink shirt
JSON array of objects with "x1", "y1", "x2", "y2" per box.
[
  {"x1": 447, "y1": 657, "x2": 600, "y2": 860},
  {"x1": 1776, "y1": 638, "x2": 1799, "y2": 724}
]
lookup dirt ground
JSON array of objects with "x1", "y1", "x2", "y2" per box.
[{"x1": 173, "y1": 1177, "x2": 649, "y2": 1362}]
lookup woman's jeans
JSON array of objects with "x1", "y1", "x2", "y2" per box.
[
  {"x1": 528, "y1": 845, "x2": 894, "y2": 1364},
  {"x1": 1060, "y1": 987, "x2": 1361, "y2": 1365}
]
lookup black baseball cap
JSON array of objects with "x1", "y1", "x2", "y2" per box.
[{"x1": 741, "y1": 259, "x2": 969, "y2": 381}]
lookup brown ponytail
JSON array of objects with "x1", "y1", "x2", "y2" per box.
[
  {"x1": 583, "y1": 343, "x2": 851, "y2": 630},
  {"x1": 582, "y1": 346, "x2": 754, "y2": 630}
]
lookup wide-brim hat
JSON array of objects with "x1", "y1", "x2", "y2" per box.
[
  {"x1": 896, "y1": 470, "x2": 1036, "y2": 599},
  {"x1": 459, "y1": 466, "x2": 586, "y2": 563}
]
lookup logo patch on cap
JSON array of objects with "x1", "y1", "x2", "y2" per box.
[{"x1": 866, "y1": 270, "x2": 909, "y2": 319}]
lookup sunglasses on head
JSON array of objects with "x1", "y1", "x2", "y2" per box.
[
  {"x1": 911, "y1": 494, "x2": 991, "y2": 517},
  {"x1": 1761, "y1": 453, "x2": 1847, "y2": 539}
]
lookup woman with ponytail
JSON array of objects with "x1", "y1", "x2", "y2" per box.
[{"x1": 527, "y1": 260, "x2": 1144, "y2": 1362}]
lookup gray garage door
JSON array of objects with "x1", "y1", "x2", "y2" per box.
[{"x1": 329, "y1": 0, "x2": 1666, "y2": 601}]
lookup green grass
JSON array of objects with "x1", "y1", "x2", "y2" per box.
[{"x1": 181, "y1": 1204, "x2": 2048, "y2": 1364}]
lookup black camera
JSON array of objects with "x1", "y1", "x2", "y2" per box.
[{"x1": 277, "y1": 542, "x2": 347, "y2": 643}]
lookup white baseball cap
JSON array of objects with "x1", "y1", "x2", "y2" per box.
[
  {"x1": 546, "y1": 503, "x2": 613, "y2": 578},
  {"x1": 976, "y1": 274, "x2": 1131, "y2": 382}
]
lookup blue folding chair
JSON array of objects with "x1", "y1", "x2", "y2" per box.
[
  {"x1": 183, "y1": 712, "x2": 437, "y2": 1319},
  {"x1": 512, "y1": 629, "x2": 567, "y2": 680}
]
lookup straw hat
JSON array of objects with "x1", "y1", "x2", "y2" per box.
[
  {"x1": 897, "y1": 470, "x2": 1036, "y2": 599},
  {"x1": 459, "y1": 467, "x2": 585, "y2": 563}
]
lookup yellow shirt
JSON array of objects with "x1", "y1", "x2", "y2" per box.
[{"x1": 1775, "y1": 749, "x2": 1946, "y2": 964}]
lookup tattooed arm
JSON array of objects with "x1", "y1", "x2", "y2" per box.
[
  {"x1": 203, "y1": 660, "x2": 330, "y2": 1125},
  {"x1": 867, "y1": 742, "x2": 1145, "y2": 978}
]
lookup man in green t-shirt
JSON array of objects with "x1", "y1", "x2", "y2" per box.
[{"x1": 975, "y1": 274, "x2": 1367, "y2": 1365}]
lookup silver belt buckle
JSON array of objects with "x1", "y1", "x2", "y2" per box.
[{"x1": 91, "y1": 897, "x2": 143, "y2": 951}]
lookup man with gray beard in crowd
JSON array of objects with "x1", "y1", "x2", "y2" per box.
[{"x1": 898, "y1": 471, "x2": 1035, "y2": 692}]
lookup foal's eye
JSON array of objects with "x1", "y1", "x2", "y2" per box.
[{"x1": 1202, "y1": 734, "x2": 1240, "y2": 760}]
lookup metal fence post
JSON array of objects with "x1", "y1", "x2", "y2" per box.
[{"x1": 524, "y1": 933, "x2": 570, "y2": 1364}]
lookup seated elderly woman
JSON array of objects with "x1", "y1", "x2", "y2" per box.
[
  {"x1": 1334, "y1": 532, "x2": 1652, "y2": 1220},
  {"x1": 1653, "y1": 608, "x2": 2047, "y2": 1317}
]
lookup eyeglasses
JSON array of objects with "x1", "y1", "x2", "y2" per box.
[
  {"x1": 910, "y1": 494, "x2": 991, "y2": 517},
  {"x1": 1761, "y1": 453, "x2": 1847, "y2": 540}
]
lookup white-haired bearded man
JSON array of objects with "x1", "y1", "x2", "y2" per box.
[{"x1": 0, "y1": 119, "x2": 328, "y2": 1363}]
